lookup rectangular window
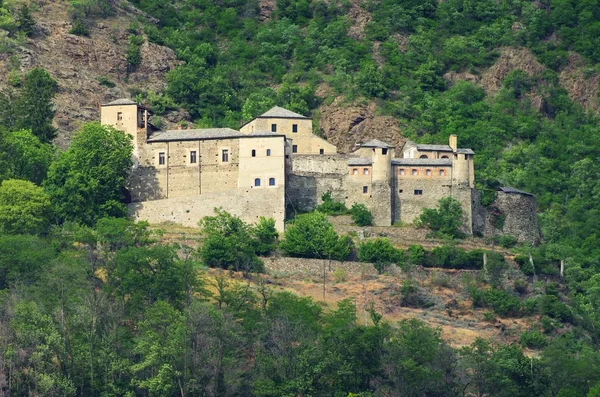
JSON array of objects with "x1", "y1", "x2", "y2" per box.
[
  {"x1": 319, "y1": 148, "x2": 324, "y2": 155},
  {"x1": 266, "y1": 149, "x2": 271, "y2": 156},
  {"x1": 158, "y1": 152, "x2": 165, "y2": 165},
  {"x1": 271, "y1": 124, "x2": 277, "y2": 132},
  {"x1": 292, "y1": 145, "x2": 298, "y2": 153},
  {"x1": 414, "y1": 189, "x2": 423, "y2": 195},
  {"x1": 117, "y1": 112, "x2": 123, "y2": 121},
  {"x1": 190, "y1": 151, "x2": 197, "y2": 164},
  {"x1": 222, "y1": 149, "x2": 229, "y2": 162},
  {"x1": 382, "y1": 148, "x2": 388, "y2": 155},
  {"x1": 353, "y1": 168, "x2": 358, "y2": 175},
  {"x1": 363, "y1": 186, "x2": 369, "y2": 194},
  {"x1": 292, "y1": 124, "x2": 298, "y2": 133},
  {"x1": 269, "y1": 177, "x2": 275, "y2": 186},
  {"x1": 399, "y1": 169, "x2": 405, "y2": 176},
  {"x1": 364, "y1": 168, "x2": 369, "y2": 175}
]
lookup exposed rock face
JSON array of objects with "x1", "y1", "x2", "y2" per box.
[
  {"x1": 347, "y1": 0, "x2": 371, "y2": 40},
  {"x1": 559, "y1": 52, "x2": 600, "y2": 116},
  {"x1": 480, "y1": 47, "x2": 545, "y2": 95},
  {"x1": 443, "y1": 71, "x2": 479, "y2": 85},
  {"x1": 0, "y1": 1, "x2": 179, "y2": 149},
  {"x1": 318, "y1": 99, "x2": 406, "y2": 153},
  {"x1": 258, "y1": 0, "x2": 276, "y2": 21}
]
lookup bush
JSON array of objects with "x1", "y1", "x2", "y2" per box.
[
  {"x1": 498, "y1": 235, "x2": 518, "y2": 248},
  {"x1": 280, "y1": 212, "x2": 353, "y2": 261},
  {"x1": 540, "y1": 294, "x2": 571, "y2": 322},
  {"x1": 316, "y1": 192, "x2": 347, "y2": 215},
  {"x1": 520, "y1": 330, "x2": 547, "y2": 349},
  {"x1": 470, "y1": 287, "x2": 522, "y2": 316},
  {"x1": 358, "y1": 238, "x2": 404, "y2": 268},
  {"x1": 416, "y1": 197, "x2": 464, "y2": 239},
  {"x1": 350, "y1": 203, "x2": 373, "y2": 226},
  {"x1": 254, "y1": 217, "x2": 279, "y2": 255},
  {"x1": 424, "y1": 245, "x2": 485, "y2": 270},
  {"x1": 69, "y1": 19, "x2": 89, "y2": 36},
  {"x1": 400, "y1": 279, "x2": 432, "y2": 308},
  {"x1": 407, "y1": 244, "x2": 425, "y2": 266},
  {"x1": 333, "y1": 267, "x2": 346, "y2": 283},
  {"x1": 514, "y1": 279, "x2": 528, "y2": 295},
  {"x1": 97, "y1": 76, "x2": 116, "y2": 88}
]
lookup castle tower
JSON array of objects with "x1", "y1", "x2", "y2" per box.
[
  {"x1": 362, "y1": 139, "x2": 394, "y2": 226},
  {"x1": 450, "y1": 135, "x2": 473, "y2": 188},
  {"x1": 100, "y1": 99, "x2": 149, "y2": 167}
]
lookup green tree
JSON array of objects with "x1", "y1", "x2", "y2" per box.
[
  {"x1": 0, "y1": 179, "x2": 52, "y2": 235},
  {"x1": 416, "y1": 196, "x2": 464, "y2": 238},
  {"x1": 44, "y1": 122, "x2": 133, "y2": 225},
  {"x1": 357, "y1": 238, "x2": 404, "y2": 273},
  {"x1": 0, "y1": 234, "x2": 55, "y2": 289},
  {"x1": 0, "y1": 129, "x2": 55, "y2": 184},
  {"x1": 350, "y1": 203, "x2": 373, "y2": 226},
  {"x1": 254, "y1": 216, "x2": 279, "y2": 255},
  {"x1": 280, "y1": 212, "x2": 353, "y2": 261},
  {"x1": 15, "y1": 68, "x2": 58, "y2": 143},
  {"x1": 16, "y1": 4, "x2": 35, "y2": 36}
]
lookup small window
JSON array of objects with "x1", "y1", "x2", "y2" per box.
[
  {"x1": 158, "y1": 152, "x2": 165, "y2": 165},
  {"x1": 363, "y1": 186, "x2": 369, "y2": 194},
  {"x1": 319, "y1": 148, "x2": 324, "y2": 155},
  {"x1": 364, "y1": 168, "x2": 370, "y2": 175},
  {"x1": 440, "y1": 169, "x2": 445, "y2": 176},
  {"x1": 414, "y1": 189, "x2": 423, "y2": 195},
  {"x1": 190, "y1": 151, "x2": 197, "y2": 164},
  {"x1": 269, "y1": 178, "x2": 275, "y2": 186},
  {"x1": 353, "y1": 168, "x2": 358, "y2": 175},
  {"x1": 441, "y1": 155, "x2": 449, "y2": 159},
  {"x1": 420, "y1": 154, "x2": 428, "y2": 159},
  {"x1": 399, "y1": 169, "x2": 405, "y2": 176},
  {"x1": 117, "y1": 112, "x2": 123, "y2": 121},
  {"x1": 382, "y1": 148, "x2": 388, "y2": 155},
  {"x1": 255, "y1": 178, "x2": 261, "y2": 187},
  {"x1": 271, "y1": 124, "x2": 277, "y2": 132},
  {"x1": 292, "y1": 145, "x2": 298, "y2": 153},
  {"x1": 412, "y1": 169, "x2": 417, "y2": 176},
  {"x1": 266, "y1": 149, "x2": 271, "y2": 156},
  {"x1": 222, "y1": 149, "x2": 229, "y2": 162},
  {"x1": 399, "y1": 189, "x2": 403, "y2": 193},
  {"x1": 252, "y1": 149, "x2": 256, "y2": 157},
  {"x1": 292, "y1": 124, "x2": 298, "y2": 133},
  {"x1": 426, "y1": 169, "x2": 431, "y2": 176}
]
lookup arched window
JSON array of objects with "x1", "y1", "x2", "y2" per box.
[
  {"x1": 440, "y1": 169, "x2": 445, "y2": 176},
  {"x1": 364, "y1": 168, "x2": 370, "y2": 175},
  {"x1": 420, "y1": 154, "x2": 428, "y2": 159},
  {"x1": 254, "y1": 178, "x2": 261, "y2": 187},
  {"x1": 426, "y1": 169, "x2": 431, "y2": 176},
  {"x1": 441, "y1": 155, "x2": 449, "y2": 159},
  {"x1": 399, "y1": 168, "x2": 405, "y2": 176},
  {"x1": 352, "y1": 168, "x2": 358, "y2": 175},
  {"x1": 412, "y1": 169, "x2": 417, "y2": 176},
  {"x1": 251, "y1": 149, "x2": 256, "y2": 157},
  {"x1": 269, "y1": 178, "x2": 275, "y2": 186},
  {"x1": 266, "y1": 149, "x2": 271, "y2": 156}
]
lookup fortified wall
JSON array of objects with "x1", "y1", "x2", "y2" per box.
[{"x1": 483, "y1": 188, "x2": 541, "y2": 244}]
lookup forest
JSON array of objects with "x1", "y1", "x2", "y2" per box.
[{"x1": 2, "y1": 0, "x2": 600, "y2": 395}]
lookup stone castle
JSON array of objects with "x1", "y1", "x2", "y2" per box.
[{"x1": 100, "y1": 99, "x2": 540, "y2": 242}]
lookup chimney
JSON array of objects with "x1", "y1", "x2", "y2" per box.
[{"x1": 449, "y1": 134, "x2": 457, "y2": 152}]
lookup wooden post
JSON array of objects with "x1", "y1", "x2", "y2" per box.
[
  {"x1": 529, "y1": 253, "x2": 537, "y2": 282},
  {"x1": 560, "y1": 260, "x2": 565, "y2": 278}
]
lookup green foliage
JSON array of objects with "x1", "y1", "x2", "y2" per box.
[
  {"x1": 470, "y1": 287, "x2": 522, "y2": 317},
  {"x1": 0, "y1": 129, "x2": 55, "y2": 184},
  {"x1": 520, "y1": 329, "x2": 547, "y2": 349},
  {"x1": 198, "y1": 209, "x2": 266, "y2": 272},
  {"x1": 498, "y1": 234, "x2": 518, "y2": 248},
  {"x1": 69, "y1": 19, "x2": 89, "y2": 36},
  {"x1": 0, "y1": 179, "x2": 52, "y2": 235},
  {"x1": 0, "y1": 235, "x2": 55, "y2": 289},
  {"x1": 44, "y1": 122, "x2": 133, "y2": 225},
  {"x1": 350, "y1": 203, "x2": 373, "y2": 226},
  {"x1": 407, "y1": 244, "x2": 426, "y2": 266},
  {"x1": 416, "y1": 197, "x2": 464, "y2": 238},
  {"x1": 96, "y1": 75, "x2": 116, "y2": 88},
  {"x1": 280, "y1": 211, "x2": 353, "y2": 261},
  {"x1": 16, "y1": 4, "x2": 35, "y2": 36},
  {"x1": 358, "y1": 238, "x2": 404, "y2": 273},
  {"x1": 126, "y1": 34, "x2": 144, "y2": 71},
  {"x1": 316, "y1": 192, "x2": 348, "y2": 215},
  {"x1": 424, "y1": 245, "x2": 488, "y2": 270}
]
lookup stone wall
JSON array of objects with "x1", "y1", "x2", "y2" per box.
[
  {"x1": 484, "y1": 191, "x2": 541, "y2": 244},
  {"x1": 263, "y1": 256, "x2": 378, "y2": 277},
  {"x1": 128, "y1": 186, "x2": 286, "y2": 231}
]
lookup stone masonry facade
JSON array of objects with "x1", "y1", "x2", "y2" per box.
[{"x1": 101, "y1": 99, "x2": 540, "y2": 242}]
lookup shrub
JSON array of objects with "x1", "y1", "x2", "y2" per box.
[
  {"x1": 540, "y1": 294, "x2": 571, "y2": 322},
  {"x1": 498, "y1": 234, "x2": 518, "y2": 248},
  {"x1": 520, "y1": 330, "x2": 547, "y2": 349},
  {"x1": 400, "y1": 279, "x2": 432, "y2": 308},
  {"x1": 254, "y1": 217, "x2": 279, "y2": 255},
  {"x1": 416, "y1": 197, "x2": 464, "y2": 238},
  {"x1": 333, "y1": 267, "x2": 346, "y2": 283},
  {"x1": 424, "y1": 245, "x2": 484, "y2": 270},
  {"x1": 350, "y1": 203, "x2": 373, "y2": 226},
  {"x1": 97, "y1": 76, "x2": 116, "y2": 88},
  {"x1": 69, "y1": 19, "x2": 89, "y2": 36},
  {"x1": 514, "y1": 279, "x2": 528, "y2": 295},
  {"x1": 485, "y1": 289, "x2": 521, "y2": 316},
  {"x1": 483, "y1": 311, "x2": 496, "y2": 322},
  {"x1": 280, "y1": 212, "x2": 353, "y2": 261},
  {"x1": 407, "y1": 244, "x2": 425, "y2": 266},
  {"x1": 316, "y1": 192, "x2": 347, "y2": 215},
  {"x1": 358, "y1": 238, "x2": 403, "y2": 268},
  {"x1": 430, "y1": 271, "x2": 453, "y2": 288}
]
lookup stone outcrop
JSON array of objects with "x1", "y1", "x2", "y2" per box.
[
  {"x1": 480, "y1": 47, "x2": 545, "y2": 95},
  {"x1": 559, "y1": 52, "x2": 600, "y2": 116}
]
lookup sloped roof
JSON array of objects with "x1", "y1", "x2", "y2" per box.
[
  {"x1": 348, "y1": 158, "x2": 372, "y2": 166},
  {"x1": 259, "y1": 106, "x2": 309, "y2": 119},
  {"x1": 457, "y1": 148, "x2": 475, "y2": 155},
  {"x1": 392, "y1": 158, "x2": 453, "y2": 166},
  {"x1": 147, "y1": 128, "x2": 283, "y2": 142},
  {"x1": 361, "y1": 139, "x2": 395, "y2": 149},
  {"x1": 497, "y1": 187, "x2": 534, "y2": 196},
  {"x1": 416, "y1": 144, "x2": 453, "y2": 152},
  {"x1": 102, "y1": 98, "x2": 138, "y2": 106}
]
